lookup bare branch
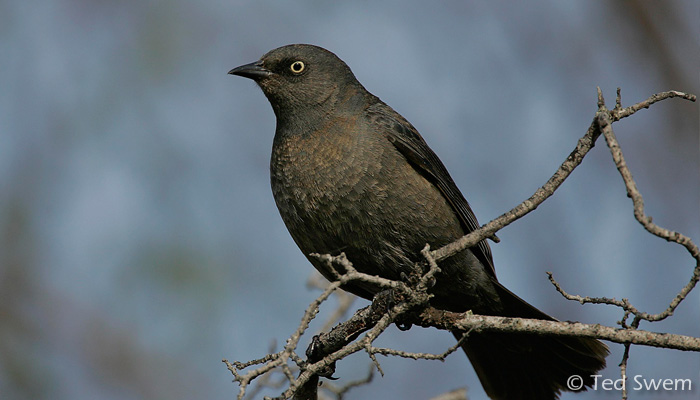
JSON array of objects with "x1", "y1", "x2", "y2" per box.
[
  {"x1": 308, "y1": 273, "x2": 357, "y2": 334},
  {"x1": 283, "y1": 303, "x2": 408, "y2": 399},
  {"x1": 610, "y1": 90, "x2": 696, "y2": 121},
  {"x1": 431, "y1": 89, "x2": 696, "y2": 266},
  {"x1": 412, "y1": 308, "x2": 700, "y2": 352},
  {"x1": 619, "y1": 344, "x2": 631, "y2": 400},
  {"x1": 368, "y1": 333, "x2": 465, "y2": 361},
  {"x1": 543, "y1": 88, "x2": 699, "y2": 334},
  {"x1": 547, "y1": 271, "x2": 628, "y2": 307},
  {"x1": 598, "y1": 102, "x2": 700, "y2": 324}
]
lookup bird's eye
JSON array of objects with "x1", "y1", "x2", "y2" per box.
[{"x1": 290, "y1": 61, "x2": 305, "y2": 74}]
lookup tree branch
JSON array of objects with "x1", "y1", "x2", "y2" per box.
[{"x1": 412, "y1": 308, "x2": 700, "y2": 352}]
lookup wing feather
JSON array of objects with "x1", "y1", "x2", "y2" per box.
[{"x1": 366, "y1": 102, "x2": 497, "y2": 277}]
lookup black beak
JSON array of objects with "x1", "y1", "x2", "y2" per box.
[{"x1": 228, "y1": 61, "x2": 271, "y2": 80}]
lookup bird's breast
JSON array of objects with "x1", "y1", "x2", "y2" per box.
[{"x1": 270, "y1": 117, "x2": 386, "y2": 229}]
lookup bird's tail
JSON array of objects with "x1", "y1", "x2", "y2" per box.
[{"x1": 454, "y1": 283, "x2": 609, "y2": 400}]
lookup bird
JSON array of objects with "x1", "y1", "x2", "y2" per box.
[{"x1": 228, "y1": 44, "x2": 608, "y2": 399}]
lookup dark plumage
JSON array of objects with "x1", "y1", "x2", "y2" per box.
[{"x1": 229, "y1": 44, "x2": 608, "y2": 399}]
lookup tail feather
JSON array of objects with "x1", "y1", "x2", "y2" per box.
[{"x1": 455, "y1": 282, "x2": 609, "y2": 400}]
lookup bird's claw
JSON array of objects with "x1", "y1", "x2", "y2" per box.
[{"x1": 396, "y1": 321, "x2": 413, "y2": 331}]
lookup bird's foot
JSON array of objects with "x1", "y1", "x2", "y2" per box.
[
  {"x1": 306, "y1": 335, "x2": 338, "y2": 379},
  {"x1": 372, "y1": 289, "x2": 414, "y2": 331}
]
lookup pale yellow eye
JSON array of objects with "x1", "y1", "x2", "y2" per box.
[{"x1": 290, "y1": 61, "x2": 305, "y2": 74}]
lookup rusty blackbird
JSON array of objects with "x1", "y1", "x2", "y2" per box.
[{"x1": 229, "y1": 44, "x2": 608, "y2": 399}]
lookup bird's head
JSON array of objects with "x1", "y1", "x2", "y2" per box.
[{"x1": 229, "y1": 44, "x2": 364, "y2": 121}]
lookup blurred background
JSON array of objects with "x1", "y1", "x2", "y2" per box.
[{"x1": 1, "y1": 1, "x2": 698, "y2": 399}]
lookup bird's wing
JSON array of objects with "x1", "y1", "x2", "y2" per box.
[{"x1": 366, "y1": 102, "x2": 496, "y2": 278}]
